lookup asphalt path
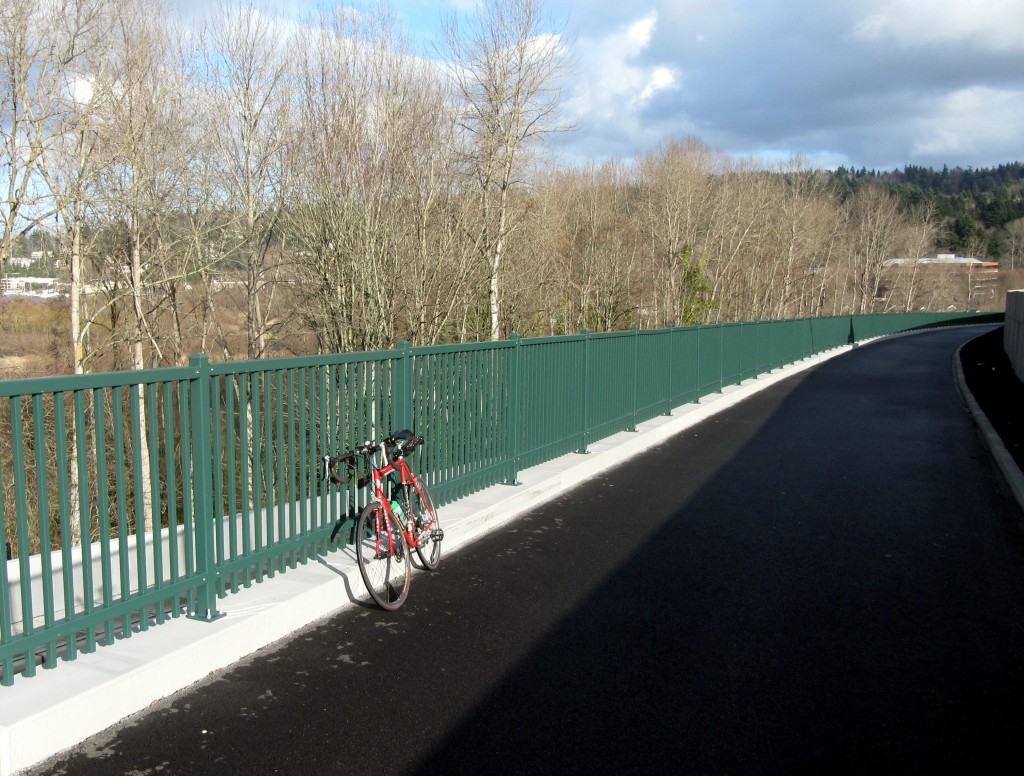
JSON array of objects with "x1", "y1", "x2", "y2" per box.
[{"x1": 29, "y1": 328, "x2": 1024, "y2": 775}]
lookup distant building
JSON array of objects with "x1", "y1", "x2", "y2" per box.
[
  {"x1": 883, "y1": 253, "x2": 999, "y2": 268},
  {"x1": 878, "y1": 253, "x2": 1001, "y2": 311},
  {"x1": 0, "y1": 276, "x2": 60, "y2": 297}
]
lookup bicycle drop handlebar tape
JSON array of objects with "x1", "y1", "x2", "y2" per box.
[
  {"x1": 385, "y1": 431, "x2": 423, "y2": 452},
  {"x1": 324, "y1": 450, "x2": 364, "y2": 485}
]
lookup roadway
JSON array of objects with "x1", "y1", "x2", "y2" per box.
[{"x1": 25, "y1": 327, "x2": 1024, "y2": 775}]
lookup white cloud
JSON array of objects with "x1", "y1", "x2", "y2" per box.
[
  {"x1": 910, "y1": 86, "x2": 1024, "y2": 159},
  {"x1": 624, "y1": 13, "x2": 657, "y2": 48},
  {"x1": 635, "y1": 66, "x2": 677, "y2": 105},
  {"x1": 853, "y1": 0, "x2": 1024, "y2": 50},
  {"x1": 558, "y1": 1, "x2": 1024, "y2": 169},
  {"x1": 559, "y1": 10, "x2": 682, "y2": 159}
]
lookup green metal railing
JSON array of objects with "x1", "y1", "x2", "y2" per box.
[{"x1": 0, "y1": 310, "x2": 1002, "y2": 684}]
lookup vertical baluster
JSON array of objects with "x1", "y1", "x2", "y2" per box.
[
  {"x1": 210, "y1": 375, "x2": 225, "y2": 594},
  {"x1": 53, "y1": 392, "x2": 78, "y2": 661},
  {"x1": 238, "y1": 374, "x2": 251, "y2": 584},
  {"x1": 177, "y1": 380, "x2": 196, "y2": 611},
  {"x1": 128, "y1": 384, "x2": 147, "y2": 631},
  {"x1": 145, "y1": 383, "x2": 162, "y2": 624},
  {"x1": 92, "y1": 389, "x2": 113, "y2": 645},
  {"x1": 225, "y1": 376, "x2": 239, "y2": 590},
  {"x1": 30, "y1": 394, "x2": 57, "y2": 666},
  {"x1": 163, "y1": 382, "x2": 180, "y2": 605},
  {"x1": 316, "y1": 363, "x2": 329, "y2": 544},
  {"x1": 74, "y1": 389, "x2": 95, "y2": 652},
  {"x1": 274, "y1": 369, "x2": 286, "y2": 567},
  {"x1": 285, "y1": 369, "x2": 297, "y2": 563},
  {"x1": 0, "y1": 444, "x2": 13, "y2": 684},
  {"x1": 109, "y1": 386, "x2": 132, "y2": 638}
]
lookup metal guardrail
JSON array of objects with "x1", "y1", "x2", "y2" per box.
[{"x1": 0, "y1": 311, "x2": 1002, "y2": 685}]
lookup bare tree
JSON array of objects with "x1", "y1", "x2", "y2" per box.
[
  {"x1": 200, "y1": 0, "x2": 293, "y2": 360},
  {"x1": 892, "y1": 204, "x2": 938, "y2": 312},
  {"x1": 392, "y1": 76, "x2": 478, "y2": 346},
  {"x1": 1004, "y1": 218, "x2": 1024, "y2": 273},
  {"x1": 287, "y1": 6, "x2": 474, "y2": 351},
  {"x1": 761, "y1": 163, "x2": 840, "y2": 319},
  {"x1": 442, "y1": 0, "x2": 571, "y2": 340},
  {"x1": 0, "y1": 0, "x2": 104, "y2": 282},
  {"x1": 34, "y1": 4, "x2": 121, "y2": 377},
  {"x1": 288, "y1": 8, "x2": 396, "y2": 353},
  {"x1": 97, "y1": 0, "x2": 196, "y2": 529},
  {"x1": 845, "y1": 187, "x2": 906, "y2": 314},
  {"x1": 638, "y1": 138, "x2": 722, "y2": 326},
  {"x1": 536, "y1": 161, "x2": 640, "y2": 332},
  {"x1": 3, "y1": 0, "x2": 116, "y2": 545}
]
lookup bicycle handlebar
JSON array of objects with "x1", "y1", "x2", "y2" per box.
[{"x1": 322, "y1": 430, "x2": 423, "y2": 485}]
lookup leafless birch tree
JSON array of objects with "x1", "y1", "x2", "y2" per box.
[
  {"x1": 0, "y1": 0, "x2": 105, "y2": 282},
  {"x1": 201, "y1": 0, "x2": 293, "y2": 360},
  {"x1": 442, "y1": 0, "x2": 571, "y2": 340}
]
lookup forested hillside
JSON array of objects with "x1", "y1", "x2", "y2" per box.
[{"x1": 830, "y1": 164, "x2": 1024, "y2": 262}]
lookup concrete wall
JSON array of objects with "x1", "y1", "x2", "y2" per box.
[{"x1": 1006, "y1": 290, "x2": 1024, "y2": 382}]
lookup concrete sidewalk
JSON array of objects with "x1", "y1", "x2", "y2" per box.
[{"x1": 0, "y1": 329, "x2": 1009, "y2": 776}]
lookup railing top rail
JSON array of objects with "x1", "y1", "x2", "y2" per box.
[
  {"x1": 519, "y1": 332, "x2": 587, "y2": 346},
  {"x1": 408, "y1": 338, "x2": 519, "y2": 356},
  {"x1": 207, "y1": 347, "x2": 399, "y2": 376},
  {"x1": 0, "y1": 363, "x2": 197, "y2": 398}
]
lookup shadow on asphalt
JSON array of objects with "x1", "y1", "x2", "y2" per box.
[{"x1": 404, "y1": 329, "x2": 1024, "y2": 775}]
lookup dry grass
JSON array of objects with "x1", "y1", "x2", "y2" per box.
[{"x1": 0, "y1": 298, "x2": 66, "y2": 379}]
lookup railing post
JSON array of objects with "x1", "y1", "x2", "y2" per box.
[
  {"x1": 393, "y1": 340, "x2": 413, "y2": 432},
  {"x1": 695, "y1": 324, "x2": 702, "y2": 397},
  {"x1": 506, "y1": 333, "x2": 521, "y2": 485},
  {"x1": 664, "y1": 326, "x2": 674, "y2": 416},
  {"x1": 577, "y1": 329, "x2": 591, "y2": 454},
  {"x1": 188, "y1": 353, "x2": 223, "y2": 622},
  {"x1": 717, "y1": 322, "x2": 725, "y2": 392},
  {"x1": 629, "y1": 326, "x2": 639, "y2": 432},
  {"x1": 733, "y1": 321, "x2": 742, "y2": 382}
]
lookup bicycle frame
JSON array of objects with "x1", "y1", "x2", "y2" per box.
[
  {"x1": 367, "y1": 449, "x2": 417, "y2": 549},
  {"x1": 361, "y1": 441, "x2": 437, "y2": 553}
]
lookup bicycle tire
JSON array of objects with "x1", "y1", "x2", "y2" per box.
[
  {"x1": 405, "y1": 476, "x2": 442, "y2": 570},
  {"x1": 355, "y1": 502, "x2": 411, "y2": 610}
]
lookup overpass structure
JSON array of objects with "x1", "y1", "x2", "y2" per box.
[{"x1": 0, "y1": 312, "x2": 1014, "y2": 774}]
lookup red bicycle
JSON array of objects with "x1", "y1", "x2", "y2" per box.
[{"x1": 324, "y1": 430, "x2": 443, "y2": 610}]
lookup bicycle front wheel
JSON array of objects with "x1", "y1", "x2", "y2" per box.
[
  {"x1": 405, "y1": 476, "x2": 443, "y2": 570},
  {"x1": 355, "y1": 502, "x2": 411, "y2": 610}
]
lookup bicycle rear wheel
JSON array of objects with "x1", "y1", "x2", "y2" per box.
[
  {"x1": 355, "y1": 502, "x2": 411, "y2": 610},
  {"x1": 405, "y1": 476, "x2": 443, "y2": 570}
]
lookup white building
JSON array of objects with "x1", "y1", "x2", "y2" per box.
[{"x1": 0, "y1": 276, "x2": 59, "y2": 297}]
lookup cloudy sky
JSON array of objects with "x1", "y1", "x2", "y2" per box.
[
  {"x1": 549, "y1": 0, "x2": 1024, "y2": 171},
  {"x1": 205, "y1": 0, "x2": 1024, "y2": 172}
]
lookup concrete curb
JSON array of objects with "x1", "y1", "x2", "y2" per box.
[
  {"x1": 0, "y1": 340, "x2": 891, "y2": 775},
  {"x1": 954, "y1": 338, "x2": 1024, "y2": 516}
]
